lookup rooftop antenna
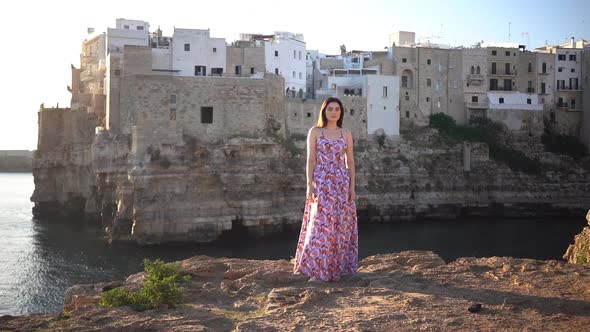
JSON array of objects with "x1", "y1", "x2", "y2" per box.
[{"x1": 508, "y1": 22, "x2": 511, "y2": 41}]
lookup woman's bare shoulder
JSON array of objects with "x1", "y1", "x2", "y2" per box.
[{"x1": 308, "y1": 126, "x2": 320, "y2": 134}]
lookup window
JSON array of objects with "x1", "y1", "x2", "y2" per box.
[
  {"x1": 558, "y1": 67, "x2": 563, "y2": 72},
  {"x1": 275, "y1": 68, "x2": 279, "y2": 75},
  {"x1": 235, "y1": 65, "x2": 241, "y2": 75},
  {"x1": 114, "y1": 69, "x2": 121, "y2": 76},
  {"x1": 490, "y1": 78, "x2": 498, "y2": 91},
  {"x1": 427, "y1": 59, "x2": 431, "y2": 65},
  {"x1": 541, "y1": 82, "x2": 546, "y2": 94},
  {"x1": 299, "y1": 51, "x2": 302, "y2": 60},
  {"x1": 402, "y1": 58, "x2": 407, "y2": 63},
  {"x1": 307, "y1": 112, "x2": 311, "y2": 118},
  {"x1": 426, "y1": 97, "x2": 430, "y2": 102},
  {"x1": 124, "y1": 25, "x2": 130, "y2": 29},
  {"x1": 293, "y1": 50, "x2": 296, "y2": 59},
  {"x1": 383, "y1": 86, "x2": 388, "y2": 97},
  {"x1": 137, "y1": 26, "x2": 144, "y2": 31},
  {"x1": 170, "y1": 95, "x2": 176, "y2": 104},
  {"x1": 492, "y1": 62, "x2": 497, "y2": 74},
  {"x1": 492, "y1": 50, "x2": 497, "y2": 56},
  {"x1": 292, "y1": 71, "x2": 296, "y2": 78},
  {"x1": 571, "y1": 68, "x2": 575, "y2": 73},
  {"x1": 184, "y1": 43, "x2": 190, "y2": 51},
  {"x1": 470, "y1": 66, "x2": 475, "y2": 74},
  {"x1": 556, "y1": 79, "x2": 565, "y2": 90},
  {"x1": 350, "y1": 109, "x2": 355, "y2": 116},
  {"x1": 503, "y1": 79, "x2": 512, "y2": 91},
  {"x1": 569, "y1": 54, "x2": 577, "y2": 61},
  {"x1": 201, "y1": 107, "x2": 213, "y2": 123},
  {"x1": 194, "y1": 66, "x2": 206, "y2": 76},
  {"x1": 476, "y1": 66, "x2": 481, "y2": 74},
  {"x1": 435, "y1": 80, "x2": 440, "y2": 92},
  {"x1": 527, "y1": 98, "x2": 531, "y2": 105},
  {"x1": 250, "y1": 67, "x2": 255, "y2": 74},
  {"x1": 472, "y1": 96, "x2": 478, "y2": 103},
  {"x1": 558, "y1": 54, "x2": 566, "y2": 61},
  {"x1": 542, "y1": 62, "x2": 547, "y2": 73},
  {"x1": 405, "y1": 95, "x2": 409, "y2": 101},
  {"x1": 406, "y1": 111, "x2": 410, "y2": 118},
  {"x1": 426, "y1": 78, "x2": 431, "y2": 87},
  {"x1": 528, "y1": 62, "x2": 532, "y2": 72},
  {"x1": 505, "y1": 63, "x2": 511, "y2": 75},
  {"x1": 274, "y1": 50, "x2": 279, "y2": 57},
  {"x1": 571, "y1": 99, "x2": 576, "y2": 109},
  {"x1": 570, "y1": 78, "x2": 579, "y2": 90},
  {"x1": 213, "y1": 47, "x2": 217, "y2": 52},
  {"x1": 505, "y1": 51, "x2": 510, "y2": 56},
  {"x1": 499, "y1": 97, "x2": 504, "y2": 104},
  {"x1": 402, "y1": 75, "x2": 408, "y2": 88},
  {"x1": 211, "y1": 68, "x2": 223, "y2": 76},
  {"x1": 169, "y1": 108, "x2": 176, "y2": 121}
]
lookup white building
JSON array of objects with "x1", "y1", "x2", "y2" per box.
[
  {"x1": 364, "y1": 75, "x2": 400, "y2": 135},
  {"x1": 106, "y1": 19, "x2": 149, "y2": 54},
  {"x1": 171, "y1": 28, "x2": 226, "y2": 77},
  {"x1": 261, "y1": 32, "x2": 306, "y2": 96}
]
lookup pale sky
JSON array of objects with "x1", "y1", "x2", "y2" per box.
[{"x1": 0, "y1": 0, "x2": 588, "y2": 150}]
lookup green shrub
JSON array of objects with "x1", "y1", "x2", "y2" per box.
[
  {"x1": 429, "y1": 113, "x2": 542, "y2": 174},
  {"x1": 99, "y1": 259, "x2": 190, "y2": 311}
]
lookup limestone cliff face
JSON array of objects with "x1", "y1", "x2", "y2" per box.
[
  {"x1": 31, "y1": 108, "x2": 100, "y2": 219},
  {"x1": 32, "y1": 106, "x2": 590, "y2": 244}
]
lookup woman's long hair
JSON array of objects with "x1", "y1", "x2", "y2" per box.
[{"x1": 316, "y1": 97, "x2": 344, "y2": 128}]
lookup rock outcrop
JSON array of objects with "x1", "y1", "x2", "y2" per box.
[
  {"x1": 2, "y1": 251, "x2": 590, "y2": 331},
  {"x1": 564, "y1": 210, "x2": 590, "y2": 265}
]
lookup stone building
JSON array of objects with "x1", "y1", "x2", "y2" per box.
[
  {"x1": 582, "y1": 44, "x2": 590, "y2": 151},
  {"x1": 535, "y1": 38, "x2": 588, "y2": 136}
]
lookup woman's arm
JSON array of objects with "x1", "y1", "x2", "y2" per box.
[
  {"x1": 345, "y1": 129, "x2": 356, "y2": 201},
  {"x1": 306, "y1": 127, "x2": 317, "y2": 198}
]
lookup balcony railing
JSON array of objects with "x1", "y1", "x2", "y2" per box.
[
  {"x1": 466, "y1": 102, "x2": 489, "y2": 109},
  {"x1": 467, "y1": 74, "x2": 484, "y2": 81},
  {"x1": 527, "y1": 88, "x2": 535, "y2": 93}
]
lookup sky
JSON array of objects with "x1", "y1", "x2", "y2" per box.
[{"x1": 0, "y1": 0, "x2": 588, "y2": 150}]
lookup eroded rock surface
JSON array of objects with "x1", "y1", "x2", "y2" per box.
[{"x1": 2, "y1": 251, "x2": 590, "y2": 331}]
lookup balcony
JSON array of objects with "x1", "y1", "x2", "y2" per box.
[
  {"x1": 467, "y1": 74, "x2": 484, "y2": 81},
  {"x1": 490, "y1": 71, "x2": 516, "y2": 77},
  {"x1": 538, "y1": 71, "x2": 549, "y2": 75},
  {"x1": 466, "y1": 102, "x2": 489, "y2": 109},
  {"x1": 527, "y1": 88, "x2": 535, "y2": 93}
]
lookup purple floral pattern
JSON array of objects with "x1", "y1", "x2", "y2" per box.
[{"x1": 293, "y1": 130, "x2": 358, "y2": 281}]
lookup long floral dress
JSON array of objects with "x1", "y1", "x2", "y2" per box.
[{"x1": 293, "y1": 128, "x2": 358, "y2": 281}]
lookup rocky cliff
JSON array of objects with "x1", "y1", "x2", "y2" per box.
[
  {"x1": 0, "y1": 151, "x2": 33, "y2": 172},
  {"x1": 31, "y1": 107, "x2": 590, "y2": 244},
  {"x1": 564, "y1": 210, "x2": 590, "y2": 265},
  {"x1": 2, "y1": 251, "x2": 589, "y2": 331}
]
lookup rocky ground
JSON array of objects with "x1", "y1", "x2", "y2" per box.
[{"x1": 2, "y1": 251, "x2": 590, "y2": 331}]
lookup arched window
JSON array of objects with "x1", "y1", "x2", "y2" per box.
[
  {"x1": 470, "y1": 66, "x2": 475, "y2": 74},
  {"x1": 476, "y1": 66, "x2": 481, "y2": 74}
]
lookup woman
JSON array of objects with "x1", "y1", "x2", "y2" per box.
[{"x1": 293, "y1": 97, "x2": 358, "y2": 281}]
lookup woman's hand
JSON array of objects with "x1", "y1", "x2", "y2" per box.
[
  {"x1": 349, "y1": 189, "x2": 356, "y2": 202},
  {"x1": 306, "y1": 182, "x2": 315, "y2": 199}
]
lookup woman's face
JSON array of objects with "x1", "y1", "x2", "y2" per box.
[{"x1": 325, "y1": 102, "x2": 341, "y2": 123}]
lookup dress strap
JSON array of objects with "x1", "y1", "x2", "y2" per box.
[{"x1": 320, "y1": 128, "x2": 325, "y2": 137}]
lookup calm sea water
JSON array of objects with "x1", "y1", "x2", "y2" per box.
[{"x1": 0, "y1": 173, "x2": 585, "y2": 315}]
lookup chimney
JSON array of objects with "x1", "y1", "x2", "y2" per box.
[{"x1": 571, "y1": 37, "x2": 575, "y2": 48}]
